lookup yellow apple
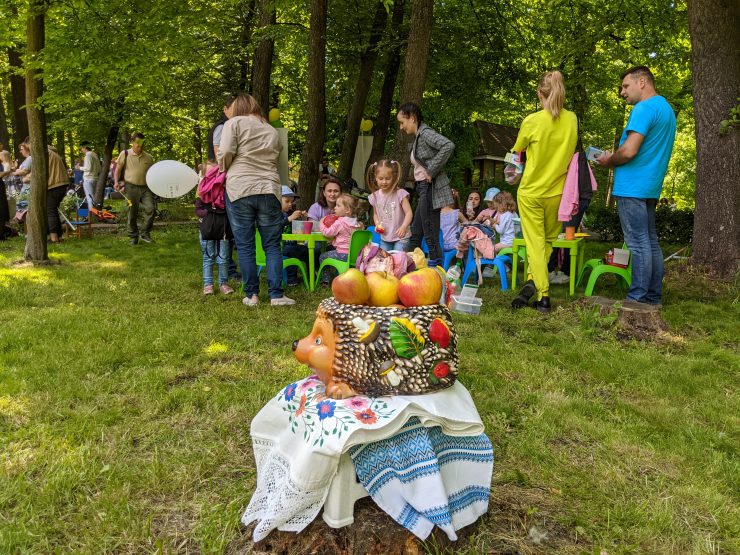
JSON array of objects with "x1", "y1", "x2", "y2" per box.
[{"x1": 366, "y1": 271, "x2": 400, "y2": 306}]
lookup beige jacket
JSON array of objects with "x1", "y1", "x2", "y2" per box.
[{"x1": 217, "y1": 115, "x2": 281, "y2": 202}]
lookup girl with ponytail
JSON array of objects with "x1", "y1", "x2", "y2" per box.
[{"x1": 510, "y1": 70, "x2": 578, "y2": 313}]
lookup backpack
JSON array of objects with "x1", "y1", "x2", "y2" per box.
[
  {"x1": 199, "y1": 203, "x2": 232, "y2": 241},
  {"x1": 198, "y1": 165, "x2": 227, "y2": 210}
]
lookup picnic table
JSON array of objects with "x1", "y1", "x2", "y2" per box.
[{"x1": 282, "y1": 232, "x2": 330, "y2": 291}]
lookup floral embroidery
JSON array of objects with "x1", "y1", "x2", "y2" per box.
[
  {"x1": 281, "y1": 376, "x2": 398, "y2": 446},
  {"x1": 354, "y1": 409, "x2": 377, "y2": 425},
  {"x1": 295, "y1": 394, "x2": 307, "y2": 417},
  {"x1": 284, "y1": 383, "x2": 297, "y2": 402},
  {"x1": 317, "y1": 400, "x2": 336, "y2": 420}
]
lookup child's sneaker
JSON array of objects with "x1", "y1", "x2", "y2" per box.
[
  {"x1": 243, "y1": 295, "x2": 259, "y2": 307},
  {"x1": 219, "y1": 283, "x2": 235, "y2": 295},
  {"x1": 203, "y1": 285, "x2": 214, "y2": 295},
  {"x1": 271, "y1": 296, "x2": 296, "y2": 306},
  {"x1": 482, "y1": 267, "x2": 496, "y2": 278}
]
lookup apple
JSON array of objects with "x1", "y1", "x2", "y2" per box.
[
  {"x1": 332, "y1": 268, "x2": 370, "y2": 305},
  {"x1": 365, "y1": 271, "x2": 400, "y2": 307},
  {"x1": 376, "y1": 225, "x2": 385, "y2": 234},
  {"x1": 397, "y1": 267, "x2": 443, "y2": 307}
]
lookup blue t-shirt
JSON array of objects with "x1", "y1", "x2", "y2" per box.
[{"x1": 613, "y1": 95, "x2": 676, "y2": 199}]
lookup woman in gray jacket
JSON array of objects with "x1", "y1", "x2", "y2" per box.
[{"x1": 396, "y1": 103, "x2": 455, "y2": 266}]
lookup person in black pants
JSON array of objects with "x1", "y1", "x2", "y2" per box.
[{"x1": 396, "y1": 103, "x2": 455, "y2": 266}]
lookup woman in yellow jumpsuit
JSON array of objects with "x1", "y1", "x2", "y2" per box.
[{"x1": 510, "y1": 70, "x2": 577, "y2": 313}]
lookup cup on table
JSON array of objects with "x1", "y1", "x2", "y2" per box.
[
  {"x1": 565, "y1": 226, "x2": 576, "y2": 240},
  {"x1": 302, "y1": 220, "x2": 314, "y2": 234}
]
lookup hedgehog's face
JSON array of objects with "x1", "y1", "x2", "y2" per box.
[{"x1": 292, "y1": 315, "x2": 336, "y2": 384}]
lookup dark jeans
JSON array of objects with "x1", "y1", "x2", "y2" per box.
[
  {"x1": 617, "y1": 196, "x2": 663, "y2": 304},
  {"x1": 408, "y1": 181, "x2": 442, "y2": 262},
  {"x1": 549, "y1": 197, "x2": 591, "y2": 275},
  {"x1": 225, "y1": 192, "x2": 284, "y2": 299},
  {"x1": 47, "y1": 185, "x2": 67, "y2": 235},
  {"x1": 124, "y1": 183, "x2": 156, "y2": 238},
  {"x1": 0, "y1": 181, "x2": 9, "y2": 225}
]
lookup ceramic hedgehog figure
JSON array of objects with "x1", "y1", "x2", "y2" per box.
[{"x1": 292, "y1": 298, "x2": 459, "y2": 399}]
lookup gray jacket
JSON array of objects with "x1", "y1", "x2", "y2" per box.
[{"x1": 410, "y1": 123, "x2": 455, "y2": 209}]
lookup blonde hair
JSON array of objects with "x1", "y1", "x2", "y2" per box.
[
  {"x1": 365, "y1": 158, "x2": 401, "y2": 192},
  {"x1": 336, "y1": 193, "x2": 359, "y2": 217},
  {"x1": 493, "y1": 191, "x2": 517, "y2": 213},
  {"x1": 538, "y1": 70, "x2": 566, "y2": 119},
  {"x1": 229, "y1": 93, "x2": 265, "y2": 119},
  {"x1": 0, "y1": 150, "x2": 12, "y2": 167}
]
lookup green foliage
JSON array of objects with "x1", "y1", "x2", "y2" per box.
[
  {"x1": 719, "y1": 99, "x2": 740, "y2": 135},
  {"x1": 586, "y1": 204, "x2": 694, "y2": 244}
]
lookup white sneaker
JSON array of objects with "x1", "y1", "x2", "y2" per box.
[
  {"x1": 243, "y1": 295, "x2": 259, "y2": 307},
  {"x1": 271, "y1": 296, "x2": 296, "y2": 306},
  {"x1": 482, "y1": 267, "x2": 496, "y2": 278},
  {"x1": 550, "y1": 271, "x2": 570, "y2": 284}
]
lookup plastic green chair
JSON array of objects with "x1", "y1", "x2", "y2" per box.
[
  {"x1": 255, "y1": 230, "x2": 309, "y2": 289},
  {"x1": 577, "y1": 245, "x2": 632, "y2": 296},
  {"x1": 316, "y1": 229, "x2": 372, "y2": 286}
]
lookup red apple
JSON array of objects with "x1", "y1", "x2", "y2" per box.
[
  {"x1": 332, "y1": 268, "x2": 370, "y2": 305},
  {"x1": 397, "y1": 268, "x2": 443, "y2": 307},
  {"x1": 366, "y1": 271, "x2": 399, "y2": 307}
]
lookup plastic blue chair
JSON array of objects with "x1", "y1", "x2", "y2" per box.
[
  {"x1": 67, "y1": 201, "x2": 93, "y2": 238},
  {"x1": 461, "y1": 246, "x2": 513, "y2": 290},
  {"x1": 366, "y1": 225, "x2": 382, "y2": 245}
]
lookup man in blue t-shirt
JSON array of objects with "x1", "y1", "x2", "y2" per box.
[{"x1": 596, "y1": 66, "x2": 676, "y2": 306}]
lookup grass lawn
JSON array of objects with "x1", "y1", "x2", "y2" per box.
[{"x1": 0, "y1": 226, "x2": 738, "y2": 554}]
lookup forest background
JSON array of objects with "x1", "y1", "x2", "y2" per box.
[{"x1": 0, "y1": 0, "x2": 737, "y2": 273}]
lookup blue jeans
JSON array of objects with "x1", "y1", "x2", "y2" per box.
[
  {"x1": 380, "y1": 238, "x2": 410, "y2": 252},
  {"x1": 225, "y1": 193, "x2": 284, "y2": 299},
  {"x1": 200, "y1": 234, "x2": 229, "y2": 286},
  {"x1": 616, "y1": 196, "x2": 663, "y2": 304}
]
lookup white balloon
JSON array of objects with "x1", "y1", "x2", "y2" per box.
[{"x1": 146, "y1": 160, "x2": 199, "y2": 198}]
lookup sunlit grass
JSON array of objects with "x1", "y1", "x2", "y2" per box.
[{"x1": 0, "y1": 228, "x2": 737, "y2": 553}]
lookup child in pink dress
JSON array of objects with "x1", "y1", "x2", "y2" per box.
[
  {"x1": 318, "y1": 194, "x2": 362, "y2": 284},
  {"x1": 367, "y1": 158, "x2": 413, "y2": 251}
]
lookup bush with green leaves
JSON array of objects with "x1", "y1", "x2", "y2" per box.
[{"x1": 586, "y1": 204, "x2": 693, "y2": 244}]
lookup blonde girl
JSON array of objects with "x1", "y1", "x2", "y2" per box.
[
  {"x1": 510, "y1": 70, "x2": 577, "y2": 313},
  {"x1": 367, "y1": 158, "x2": 413, "y2": 251},
  {"x1": 318, "y1": 193, "x2": 362, "y2": 284}
]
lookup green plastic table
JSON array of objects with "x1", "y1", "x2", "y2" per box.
[
  {"x1": 282, "y1": 232, "x2": 329, "y2": 291},
  {"x1": 510, "y1": 236, "x2": 586, "y2": 296}
]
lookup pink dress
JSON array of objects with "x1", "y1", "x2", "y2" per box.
[
  {"x1": 368, "y1": 188, "x2": 410, "y2": 242},
  {"x1": 319, "y1": 216, "x2": 361, "y2": 254}
]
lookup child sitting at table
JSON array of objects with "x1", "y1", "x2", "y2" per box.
[
  {"x1": 455, "y1": 191, "x2": 518, "y2": 260},
  {"x1": 280, "y1": 185, "x2": 311, "y2": 287},
  {"x1": 318, "y1": 193, "x2": 362, "y2": 285}
]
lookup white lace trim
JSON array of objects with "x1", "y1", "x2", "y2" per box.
[{"x1": 241, "y1": 438, "x2": 332, "y2": 541}]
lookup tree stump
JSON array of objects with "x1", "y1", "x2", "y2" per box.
[
  {"x1": 228, "y1": 497, "x2": 479, "y2": 555},
  {"x1": 589, "y1": 296, "x2": 668, "y2": 338}
]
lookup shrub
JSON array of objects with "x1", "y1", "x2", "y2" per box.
[{"x1": 585, "y1": 204, "x2": 693, "y2": 245}]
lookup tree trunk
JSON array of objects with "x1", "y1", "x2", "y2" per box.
[
  {"x1": 390, "y1": 0, "x2": 434, "y2": 184},
  {"x1": 605, "y1": 105, "x2": 625, "y2": 207},
  {"x1": 8, "y1": 47, "x2": 29, "y2": 159},
  {"x1": 0, "y1": 88, "x2": 9, "y2": 149},
  {"x1": 66, "y1": 130, "x2": 74, "y2": 169},
  {"x1": 369, "y1": 0, "x2": 406, "y2": 165},
  {"x1": 337, "y1": 1, "x2": 388, "y2": 183},
  {"x1": 238, "y1": 0, "x2": 258, "y2": 92},
  {"x1": 297, "y1": 0, "x2": 327, "y2": 207},
  {"x1": 24, "y1": 0, "x2": 48, "y2": 262},
  {"x1": 687, "y1": 0, "x2": 740, "y2": 277},
  {"x1": 250, "y1": 0, "x2": 276, "y2": 117},
  {"x1": 94, "y1": 97, "x2": 125, "y2": 208},
  {"x1": 56, "y1": 129, "x2": 66, "y2": 167}
]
